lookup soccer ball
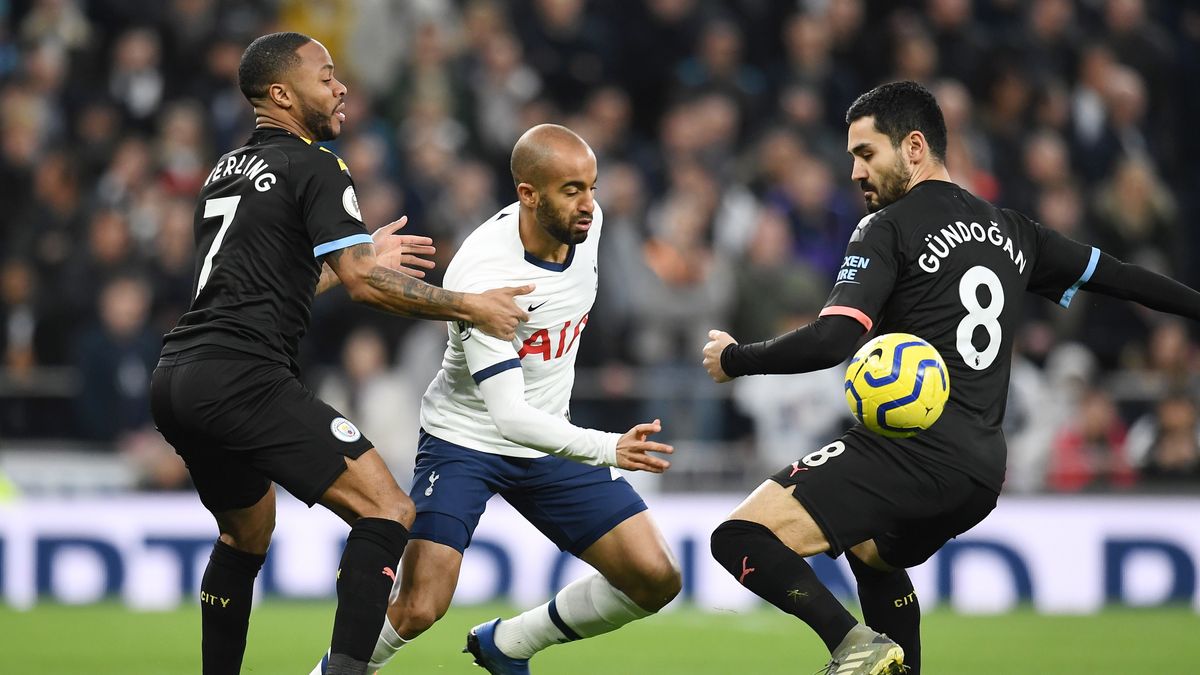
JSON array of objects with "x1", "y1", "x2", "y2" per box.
[{"x1": 844, "y1": 333, "x2": 950, "y2": 438}]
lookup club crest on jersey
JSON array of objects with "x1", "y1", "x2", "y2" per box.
[
  {"x1": 330, "y1": 417, "x2": 361, "y2": 443},
  {"x1": 342, "y1": 186, "x2": 361, "y2": 221},
  {"x1": 455, "y1": 320, "x2": 473, "y2": 341}
]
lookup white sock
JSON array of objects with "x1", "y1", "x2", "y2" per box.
[
  {"x1": 367, "y1": 616, "x2": 409, "y2": 671},
  {"x1": 493, "y1": 573, "x2": 653, "y2": 659}
]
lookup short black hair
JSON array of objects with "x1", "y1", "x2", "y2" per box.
[
  {"x1": 237, "y1": 32, "x2": 313, "y2": 101},
  {"x1": 845, "y1": 81, "x2": 947, "y2": 163}
]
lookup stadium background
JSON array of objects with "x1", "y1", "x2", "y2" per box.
[{"x1": 1, "y1": 0, "x2": 1198, "y2": 673}]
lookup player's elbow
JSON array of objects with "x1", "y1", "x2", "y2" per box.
[
  {"x1": 488, "y1": 408, "x2": 527, "y2": 444},
  {"x1": 342, "y1": 276, "x2": 374, "y2": 303}
]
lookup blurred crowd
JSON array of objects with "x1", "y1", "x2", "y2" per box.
[{"x1": 1, "y1": 0, "x2": 1198, "y2": 494}]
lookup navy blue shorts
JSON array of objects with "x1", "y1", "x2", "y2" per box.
[{"x1": 409, "y1": 431, "x2": 648, "y2": 555}]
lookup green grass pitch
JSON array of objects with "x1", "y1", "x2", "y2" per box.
[{"x1": 4, "y1": 601, "x2": 1195, "y2": 673}]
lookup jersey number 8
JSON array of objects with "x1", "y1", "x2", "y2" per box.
[{"x1": 956, "y1": 265, "x2": 1004, "y2": 371}]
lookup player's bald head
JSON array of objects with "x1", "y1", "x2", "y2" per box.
[{"x1": 510, "y1": 124, "x2": 593, "y2": 189}]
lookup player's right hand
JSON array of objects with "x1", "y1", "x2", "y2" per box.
[
  {"x1": 471, "y1": 284, "x2": 534, "y2": 340},
  {"x1": 702, "y1": 329, "x2": 737, "y2": 383},
  {"x1": 615, "y1": 419, "x2": 674, "y2": 473}
]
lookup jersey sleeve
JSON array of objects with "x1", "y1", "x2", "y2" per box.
[
  {"x1": 1021, "y1": 211, "x2": 1100, "y2": 308},
  {"x1": 292, "y1": 146, "x2": 372, "y2": 258},
  {"x1": 818, "y1": 214, "x2": 901, "y2": 331},
  {"x1": 461, "y1": 325, "x2": 522, "y2": 384}
]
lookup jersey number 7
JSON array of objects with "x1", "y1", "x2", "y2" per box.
[{"x1": 196, "y1": 196, "x2": 243, "y2": 297}]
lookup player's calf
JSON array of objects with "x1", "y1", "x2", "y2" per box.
[
  {"x1": 319, "y1": 452, "x2": 413, "y2": 674},
  {"x1": 710, "y1": 519, "x2": 858, "y2": 653}
]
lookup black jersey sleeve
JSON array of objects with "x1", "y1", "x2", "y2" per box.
[
  {"x1": 1082, "y1": 253, "x2": 1200, "y2": 320},
  {"x1": 292, "y1": 146, "x2": 372, "y2": 258},
  {"x1": 720, "y1": 314, "x2": 866, "y2": 377},
  {"x1": 817, "y1": 213, "x2": 901, "y2": 331},
  {"x1": 1021, "y1": 212, "x2": 1100, "y2": 308}
]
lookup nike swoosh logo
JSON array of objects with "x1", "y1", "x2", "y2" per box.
[{"x1": 528, "y1": 301, "x2": 548, "y2": 312}]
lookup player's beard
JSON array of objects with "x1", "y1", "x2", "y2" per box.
[
  {"x1": 536, "y1": 198, "x2": 589, "y2": 246},
  {"x1": 862, "y1": 154, "x2": 912, "y2": 213},
  {"x1": 297, "y1": 98, "x2": 338, "y2": 141}
]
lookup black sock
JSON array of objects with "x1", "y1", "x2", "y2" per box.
[
  {"x1": 711, "y1": 519, "x2": 857, "y2": 652},
  {"x1": 199, "y1": 540, "x2": 266, "y2": 675},
  {"x1": 848, "y1": 552, "x2": 921, "y2": 674},
  {"x1": 327, "y1": 517, "x2": 409, "y2": 675}
]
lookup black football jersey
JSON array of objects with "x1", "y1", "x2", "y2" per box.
[
  {"x1": 822, "y1": 180, "x2": 1098, "y2": 490},
  {"x1": 160, "y1": 128, "x2": 370, "y2": 371}
]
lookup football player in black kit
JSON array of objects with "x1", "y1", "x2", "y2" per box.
[
  {"x1": 702, "y1": 81, "x2": 1200, "y2": 675},
  {"x1": 150, "y1": 33, "x2": 531, "y2": 675}
]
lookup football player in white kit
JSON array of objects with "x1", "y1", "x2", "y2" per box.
[{"x1": 314, "y1": 124, "x2": 680, "y2": 675}]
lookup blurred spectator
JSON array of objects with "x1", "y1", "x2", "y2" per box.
[
  {"x1": 764, "y1": 155, "x2": 857, "y2": 279},
  {"x1": 511, "y1": 0, "x2": 612, "y2": 112},
  {"x1": 1017, "y1": 0, "x2": 1080, "y2": 84},
  {"x1": 926, "y1": 0, "x2": 987, "y2": 87},
  {"x1": 1091, "y1": 157, "x2": 1180, "y2": 275},
  {"x1": 0, "y1": 260, "x2": 37, "y2": 379},
  {"x1": 318, "y1": 327, "x2": 417, "y2": 484},
  {"x1": 108, "y1": 28, "x2": 164, "y2": 131},
  {"x1": 1046, "y1": 386, "x2": 1136, "y2": 493},
  {"x1": 468, "y1": 30, "x2": 542, "y2": 163},
  {"x1": 1126, "y1": 392, "x2": 1200, "y2": 488},
  {"x1": 73, "y1": 276, "x2": 159, "y2": 442},
  {"x1": 676, "y1": 17, "x2": 768, "y2": 128},
  {"x1": 155, "y1": 100, "x2": 210, "y2": 196},
  {"x1": 779, "y1": 11, "x2": 859, "y2": 131},
  {"x1": 729, "y1": 208, "x2": 827, "y2": 344},
  {"x1": 146, "y1": 197, "x2": 195, "y2": 332}
]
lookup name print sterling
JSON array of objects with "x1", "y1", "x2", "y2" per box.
[
  {"x1": 918, "y1": 220, "x2": 1027, "y2": 274},
  {"x1": 202, "y1": 152, "x2": 277, "y2": 193}
]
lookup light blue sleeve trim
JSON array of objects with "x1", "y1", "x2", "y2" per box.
[
  {"x1": 1059, "y1": 246, "x2": 1101, "y2": 308},
  {"x1": 313, "y1": 233, "x2": 372, "y2": 258}
]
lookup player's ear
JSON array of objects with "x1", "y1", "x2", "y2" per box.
[
  {"x1": 268, "y1": 83, "x2": 292, "y2": 109},
  {"x1": 516, "y1": 182, "x2": 537, "y2": 208},
  {"x1": 906, "y1": 131, "x2": 926, "y2": 163}
]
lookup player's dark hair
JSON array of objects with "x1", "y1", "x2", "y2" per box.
[
  {"x1": 237, "y1": 32, "x2": 313, "y2": 101},
  {"x1": 845, "y1": 81, "x2": 948, "y2": 163}
]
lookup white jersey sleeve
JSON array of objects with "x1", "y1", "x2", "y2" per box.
[{"x1": 477, "y1": 367, "x2": 619, "y2": 465}]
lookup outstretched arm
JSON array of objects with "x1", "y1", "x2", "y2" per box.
[
  {"x1": 703, "y1": 314, "x2": 866, "y2": 382},
  {"x1": 477, "y1": 367, "x2": 674, "y2": 472},
  {"x1": 1081, "y1": 252, "x2": 1200, "y2": 320},
  {"x1": 323, "y1": 242, "x2": 531, "y2": 340}
]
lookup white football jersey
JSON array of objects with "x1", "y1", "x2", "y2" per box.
[{"x1": 420, "y1": 201, "x2": 601, "y2": 457}]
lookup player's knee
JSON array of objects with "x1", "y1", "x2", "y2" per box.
[
  {"x1": 618, "y1": 554, "x2": 682, "y2": 612},
  {"x1": 709, "y1": 518, "x2": 773, "y2": 577},
  {"x1": 219, "y1": 518, "x2": 274, "y2": 556},
  {"x1": 351, "y1": 487, "x2": 415, "y2": 528},
  {"x1": 709, "y1": 519, "x2": 741, "y2": 568}
]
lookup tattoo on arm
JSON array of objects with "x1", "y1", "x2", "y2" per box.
[
  {"x1": 325, "y1": 242, "x2": 468, "y2": 320},
  {"x1": 363, "y1": 265, "x2": 465, "y2": 320}
]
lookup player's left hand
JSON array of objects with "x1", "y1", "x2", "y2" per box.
[
  {"x1": 615, "y1": 419, "x2": 674, "y2": 473},
  {"x1": 373, "y1": 216, "x2": 437, "y2": 279},
  {"x1": 702, "y1": 329, "x2": 737, "y2": 383}
]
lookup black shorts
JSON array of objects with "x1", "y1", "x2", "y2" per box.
[
  {"x1": 150, "y1": 354, "x2": 374, "y2": 512},
  {"x1": 769, "y1": 427, "x2": 998, "y2": 568}
]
